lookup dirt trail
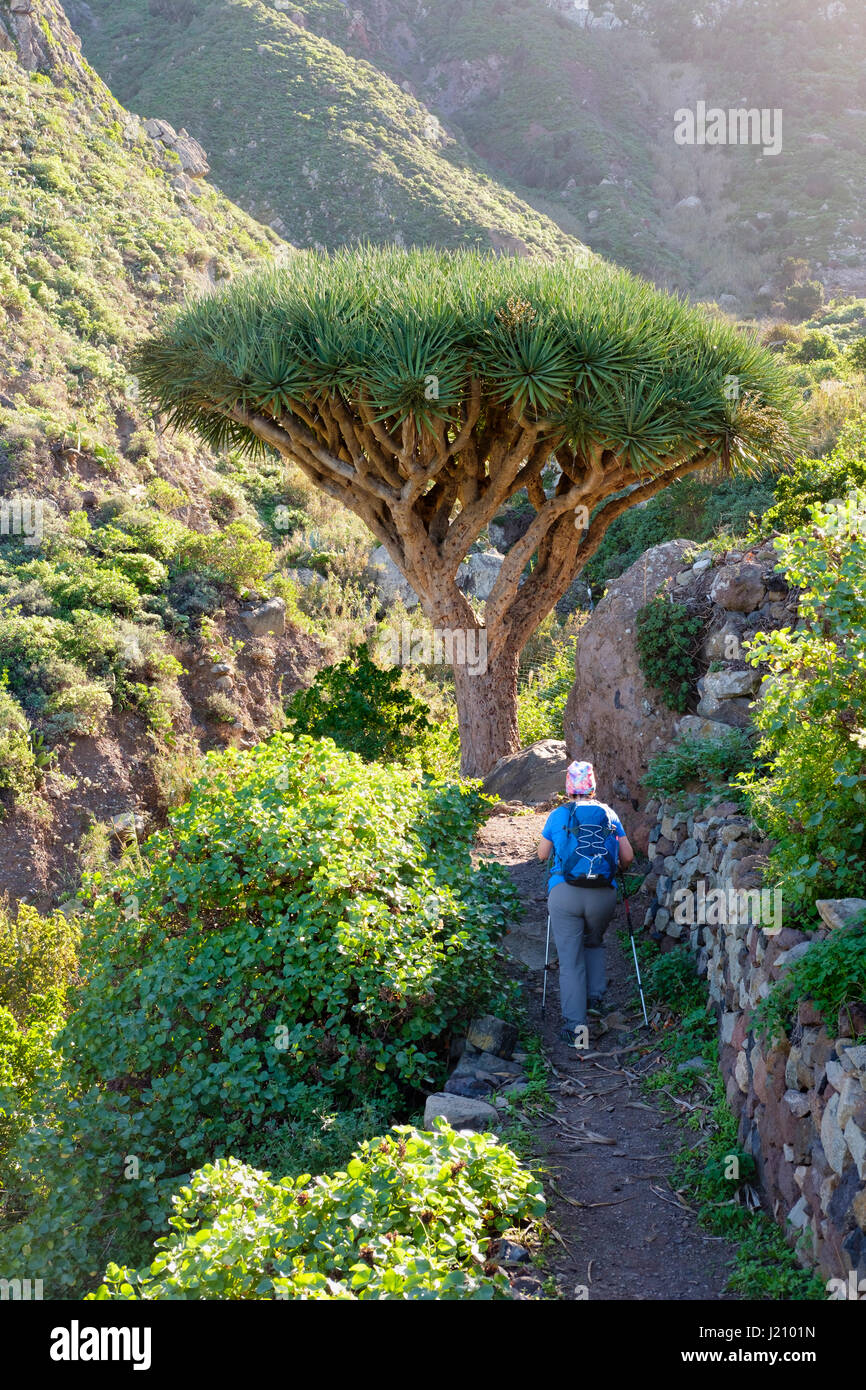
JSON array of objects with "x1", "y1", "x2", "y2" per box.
[{"x1": 477, "y1": 809, "x2": 740, "y2": 1301}]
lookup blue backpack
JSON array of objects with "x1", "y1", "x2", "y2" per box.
[{"x1": 555, "y1": 802, "x2": 618, "y2": 888}]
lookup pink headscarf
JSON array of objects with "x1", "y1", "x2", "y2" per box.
[{"x1": 565, "y1": 760, "x2": 596, "y2": 797}]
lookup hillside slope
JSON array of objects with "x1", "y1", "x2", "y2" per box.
[
  {"x1": 68, "y1": 0, "x2": 589, "y2": 256},
  {"x1": 0, "y1": 0, "x2": 324, "y2": 907},
  {"x1": 74, "y1": 0, "x2": 866, "y2": 306}
]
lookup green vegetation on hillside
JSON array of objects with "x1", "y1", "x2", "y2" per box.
[
  {"x1": 75, "y1": 0, "x2": 586, "y2": 257},
  {"x1": 0, "y1": 734, "x2": 520, "y2": 1294}
]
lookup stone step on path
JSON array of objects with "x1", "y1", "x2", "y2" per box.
[{"x1": 475, "y1": 808, "x2": 742, "y2": 1301}]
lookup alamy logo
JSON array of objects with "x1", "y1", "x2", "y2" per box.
[
  {"x1": 378, "y1": 622, "x2": 488, "y2": 676},
  {"x1": 0, "y1": 1276, "x2": 43, "y2": 1299},
  {"x1": 49, "y1": 1320, "x2": 152, "y2": 1371},
  {"x1": 0, "y1": 497, "x2": 43, "y2": 547},
  {"x1": 674, "y1": 102, "x2": 783, "y2": 157}
]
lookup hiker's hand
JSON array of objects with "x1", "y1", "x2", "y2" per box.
[{"x1": 537, "y1": 836, "x2": 553, "y2": 862}]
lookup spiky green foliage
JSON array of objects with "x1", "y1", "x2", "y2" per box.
[
  {"x1": 134, "y1": 245, "x2": 801, "y2": 774},
  {"x1": 135, "y1": 246, "x2": 800, "y2": 466}
]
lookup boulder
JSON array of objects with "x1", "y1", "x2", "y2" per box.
[
  {"x1": 367, "y1": 545, "x2": 419, "y2": 609},
  {"x1": 482, "y1": 738, "x2": 568, "y2": 807},
  {"x1": 563, "y1": 539, "x2": 693, "y2": 846},
  {"x1": 816, "y1": 899, "x2": 866, "y2": 932},
  {"x1": 461, "y1": 550, "x2": 503, "y2": 602},
  {"x1": 240, "y1": 597, "x2": 286, "y2": 637},
  {"x1": 467, "y1": 1015, "x2": 518, "y2": 1059},
  {"x1": 676, "y1": 715, "x2": 743, "y2": 741},
  {"x1": 709, "y1": 563, "x2": 766, "y2": 613},
  {"x1": 703, "y1": 668, "x2": 761, "y2": 700},
  {"x1": 424, "y1": 1093, "x2": 499, "y2": 1132}
]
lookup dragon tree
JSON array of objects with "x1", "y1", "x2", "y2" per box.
[{"x1": 135, "y1": 247, "x2": 799, "y2": 777}]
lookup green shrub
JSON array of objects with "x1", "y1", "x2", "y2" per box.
[
  {"x1": 286, "y1": 644, "x2": 436, "y2": 767},
  {"x1": 849, "y1": 337, "x2": 866, "y2": 372},
  {"x1": 754, "y1": 913, "x2": 866, "y2": 1043},
  {"x1": 43, "y1": 681, "x2": 113, "y2": 738},
  {"x1": 635, "y1": 593, "x2": 705, "y2": 712},
  {"x1": 0, "y1": 903, "x2": 79, "y2": 1188},
  {"x1": 738, "y1": 492, "x2": 866, "y2": 915},
  {"x1": 0, "y1": 736, "x2": 519, "y2": 1293},
  {"x1": 89, "y1": 1122, "x2": 544, "y2": 1301},
  {"x1": 761, "y1": 420, "x2": 866, "y2": 534},
  {"x1": 644, "y1": 731, "x2": 755, "y2": 806},
  {"x1": 643, "y1": 945, "x2": 705, "y2": 1014},
  {"x1": 0, "y1": 684, "x2": 38, "y2": 801},
  {"x1": 796, "y1": 330, "x2": 839, "y2": 363},
  {"x1": 176, "y1": 522, "x2": 273, "y2": 591}
]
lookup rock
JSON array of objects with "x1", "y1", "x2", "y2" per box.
[
  {"x1": 498, "y1": 1080, "x2": 529, "y2": 1098},
  {"x1": 840, "y1": 1003, "x2": 866, "y2": 1037},
  {"x1": 821, "y1": 1092, "x2": 849, "y2": 1176},
  {"x1": 844, "y1": 1119, "x2": 866, "y2": 1180},
  {"x1": 240, "y1": 597, "x2": 286, "y2": 637},
  {"x1": 424, "y1": 1093, "x2": 498, "y2": 1132},
  {"x1": 495, "y1": 1240, "x2": 530, "y2": 1265},
  {"x1": 696, "y1": 692, "x2": 754, "y2": 728},
  {"x1": 786, "y1": 1195, "x2": 810, "y2": 1230},
  {"x1": 473, "y1": 1052, "x2": 525, "y2": 1080},
  {"x1": 563, "y1": 539, "x2": 693, "y2": 841},
  {"x1": 111, "y1": 811, "x2": 144, "y2": 841},
  {"x1": 172, "y1": 129, "x2": 210, "y2": 176},
  {"x1": 444, "y1": 1074, "x2": 495, "y2": 1099},
  {"x1": 675, "y1": 195, "x2": 703, "y2": 210},
  {"x1": 482, "y1": 739, "x2": 568, "y2": 807},
  {"x1": 709, "y1": 564, "x2": 766, "y2": 613},
  {"x1": 838, "y1": 1076, "x2": 866, "y2": 1131},
  {"x1": 704, "y1": 616, "x2": 747, "y2": 661},
  {"x1": 816, "y1": 899, "x2": 866, "y2": 932},
  {"x1": 677, "y1": 1057, "x2": 708, "y2": 1074},
  {"x1": 783, "y1": 1089, "x2": 812, "y2": 1119},
  {"x1": 675, "y1": 837, "x2": 698, "y2": 863},
  {"x1": 703, "y1": 668, "x2": 761, "y2": 700},
  {"x1": 510, "y1": 1276, "x2": 544, "y2": 1299},
  {"x1": 459, "y1": 550, "x2": 503, "y2": 602},
  {"x1": 367, "y1": 545, "x2": 419, "y2": 609},
  {"x1": 467, "y1": 1016, "x2": 518, "y2": 1060},
  {"x1": 286, "y1": 567, "x2": 318, "y2": 587},
  {"x1": 676, "y1": 716, "x2": 742, "y2": 741}
]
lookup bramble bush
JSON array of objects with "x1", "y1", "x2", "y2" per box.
[
  {"x1": 737, "y1": 491, "x2": 866, "y2": 914},
  {"x1": 89, "y1": 1122, "x2": 545, "y2": 1301},
  {"x1": 0, "y1": 735, "x2": 520, "y2": 1294}
]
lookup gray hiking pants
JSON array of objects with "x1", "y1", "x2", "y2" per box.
[{"x1": 548, "y1": 880, "x2": 617, "y2": 1027}]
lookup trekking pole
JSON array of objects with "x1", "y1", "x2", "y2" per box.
[
  {"x1": 620, "y1": 871, "x2": 649, "y2": 1027},
  {"x1": 541, "y1": 914, "x2": 551, "y2": 1015}
]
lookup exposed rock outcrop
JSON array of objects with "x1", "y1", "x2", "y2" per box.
[
  {"x1": 563, "y1": 539, "x2": 692, "y2": 848},
  {"x1": 563, "y1": 538, "x2": 799, "y2": 851}
]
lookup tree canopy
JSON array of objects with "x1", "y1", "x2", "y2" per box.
[{"x1": 134, "y1": 246, "x2": 801, "y2": 773}]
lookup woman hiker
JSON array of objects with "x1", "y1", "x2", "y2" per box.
[{"x1": 536, "y1": 760, "x2": 634, "y2": 1046}]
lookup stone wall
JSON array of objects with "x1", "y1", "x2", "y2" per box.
[{"x1": 644, "y1": 798, "x2": 866, "y2": 1286}]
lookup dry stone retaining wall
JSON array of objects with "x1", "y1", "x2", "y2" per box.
[{"x1": 644, "y1": 798, "x2": 866, "y2": 1285}]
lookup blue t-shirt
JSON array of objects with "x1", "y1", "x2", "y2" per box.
[{"x1": 543, "y1": 800, "x2": 625, "y2": 889}]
